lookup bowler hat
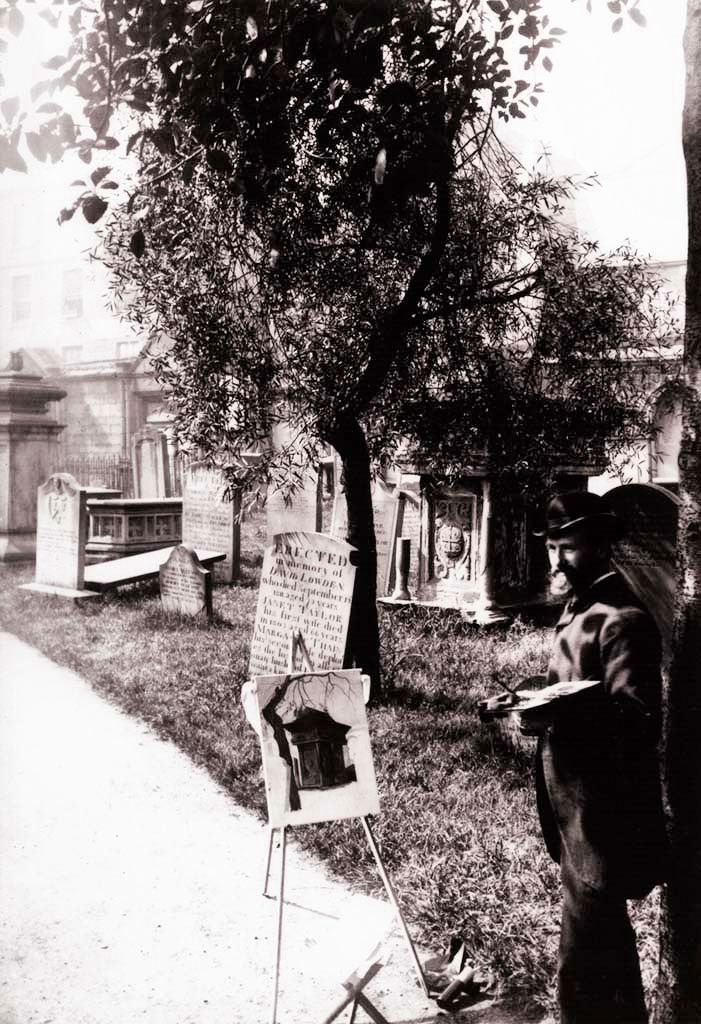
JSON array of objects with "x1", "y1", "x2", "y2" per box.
[{"x1": 534, "y1": 490, "x2": 624, "y2": 540}]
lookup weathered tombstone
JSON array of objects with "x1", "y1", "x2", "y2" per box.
[
  {"x1": 266, "y1": 471, "x2": 322, "y2": 543},
  {"x1": 606, "y1": 482, "x2": 680, "y2": 648},
  {"x1": 248, "y1": 532, "x2": 357, "y2": 677},
  {"x1": 331, "y1": 477, "x2": 397, "y2": 595},
  {"x1": 131, "y1": 426, "x2": 171, "y2": 499},
  {"x1": 0, "y1": 355, "x2": 66, "y2": 563},
  {"x1": 181, "y1": 461, "x2": 240, "y2": 583},
  {"x1": 159, "y1": 544, "x2": 213, "y2": 618},
  {"x1": 385, "y1": 481, "x2": 424, "y2": 599},
  {"x1": 33, "y1": 472, "x2": 87, "y2": 592}
]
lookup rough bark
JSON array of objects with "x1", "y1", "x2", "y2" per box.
[
  {"x1": 325, "y1": 413, "x2": 382, "y2": 701},
  {"x1": 654, "y1": 3, "x2": 701, "y2": 1020}
]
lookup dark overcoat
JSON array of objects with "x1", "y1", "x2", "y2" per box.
[{"x1": 536, "y1": 572, "x2": 668, "y2": 898}]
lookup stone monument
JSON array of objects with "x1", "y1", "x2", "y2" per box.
[
  {"x1": 182, "y1": 461, "x2": 240, "y2": 583},
  {"x1": 131, "y1": 426, "x2": 171, "y2": 499},
  {"x1": 331, "y1": 477, "x2": 397, "y2": 594},
  {"x1": 248, "y1": 532, "x2": 357, "y2": 677},
  {"x1": 0, "y1": 352, "x2": 66, "y2": 562},
  {"x1": 21, "y1": 472, "x2": 99, "y2": 598},
  {"x1": 606, "y1": 482, "x2": 680, "y2": 647},
  {"x1": 159, "y1": 544, "x2": 213, "y2": 618}
]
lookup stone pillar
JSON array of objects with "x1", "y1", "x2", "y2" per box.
[
  {"x1": 473, "y1": 479, "x2": 511, "y2": 625},
  {"x1": 0, "y1": 354, "x2": 67, "y2": 562}
]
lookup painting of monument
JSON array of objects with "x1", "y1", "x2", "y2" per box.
[{"x1": 243, "y1": 669, "x2": 380, "y2": 828}]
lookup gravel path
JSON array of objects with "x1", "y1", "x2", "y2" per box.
[{"x1": 0, "y1": 631, "x2": 542, "y2": 1024}]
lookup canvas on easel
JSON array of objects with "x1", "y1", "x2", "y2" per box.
[{"x1": 245, "y1": 669, "x2": 380, "y2": 829}]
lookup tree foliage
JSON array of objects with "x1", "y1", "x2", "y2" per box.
[{"x1": 0, "y1": 0, "x2": 672, "y2": 696}]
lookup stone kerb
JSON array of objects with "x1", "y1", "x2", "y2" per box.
[
  {"x1": 33, "y1": 473, "x2": 88, "y2": 592},
  {"x1": 159, "y1": 544, "x2": 213, "y2": 618},
  {"x1": 181, "y1": 462, "x2": 240, "y2": 583},
  {"x1": 606, "y1": 482, "x2": 680, "y2": 648},
  {"x1": 248, "y1": 532, "x2": 357, "y2": 677}
]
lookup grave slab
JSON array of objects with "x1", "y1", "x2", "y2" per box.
[
  {"x1": 182, "y1": 462, "x2": 240, "y2": 583},
  {"x1": 606, "y1": 482, "x2": 679, "y2": 646},
  {"x1": 34, "y1": 472, "x2": 86, "y2": 591},
  {"x1": 249, "y1": 532, "x2": 357, "y2": 677},
  {"x1": 159, "y1": 545, "x2": 213, "y2": 618}
]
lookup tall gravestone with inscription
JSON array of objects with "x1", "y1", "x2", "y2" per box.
[
  {"x1": 331, "y1": 477, "x2": 397, "y2": 595},
  {"x1": 606, "y1": 482, "x2": 680, "y2": 648},
  {"x1": 31, "y1": 473, "x2": 88, "y2": 593},
  {"x1": 182, "y1": 461, "x2": 240, "y2": 583},
  {"x1": 248, "y1": 532, "x2": 357, "y2": 677},
  {"x1": 159, "y1": 544, "x2": 213, "y2": 619}
]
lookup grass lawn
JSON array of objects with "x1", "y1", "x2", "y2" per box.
[{"x1": 0, "y1": 516, "x2": 662, "y2": 1017}]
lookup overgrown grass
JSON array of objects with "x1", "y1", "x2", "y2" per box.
[{"x1": 0, "y1": 521, "x2": 661, "y2": 1016}]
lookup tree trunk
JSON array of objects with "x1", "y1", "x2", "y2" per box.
[
  {"x1": 654, "y1": 4, "x2": 701, "y2": 1020},
  {"x1": 325, "y1": 413, "x2": 382, "y2": 701}
]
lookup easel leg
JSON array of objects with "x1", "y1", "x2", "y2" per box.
[
  {"x1": 263, "y1": 826, "x2": 276, "y2": 897},
  {"x1": 361, "y1": 816, "x2": 429, "y2": 997},
  {"x1": 271, "y1": 825, "x2": 287, "y2": 1024}
]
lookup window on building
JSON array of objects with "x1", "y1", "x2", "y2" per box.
[
  {"x1": 116, "y1": 340, "x2": 140, "y2": 359},
  {"x1": 62, "y1": 345, "x2": 83, "y2": 363},
  {"x1": 62, "y1": 268, "x2": 83, "y2": 319},
  {"x1": 11, "y1": 274, "x2": 31, "y2": 323}
]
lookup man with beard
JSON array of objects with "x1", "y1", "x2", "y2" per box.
[{"x1": 533, "y1": 490, "x2": 668, "y2": 1024}]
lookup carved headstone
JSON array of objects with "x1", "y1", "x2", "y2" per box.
[
  {"x1": 331, "y1": 477, "x2": 397, "y2": 595},
  {"x1": 266, "y1": 472, "x2": 322, "y2": 543},
  {"x1": 159, "y1": 544, "x2": 212, "y2": 618},
  {"x1": 34, "y1": 473, "x2": 87, "y2": 590},
  {"x1": 249, "y1": 532, "x2": 357, "y2": 677},
  {"x1": 606, "y1": 482, "x2": 679, "y2": 646},
  {"x1": 433, "y1": 490, "x2": 477, "y2": 602},
  {"x1": 386, "y1": 481, "x2": 424, "y2": 598},
  {"x1": 182, "y1": 462, "x2": 240, "y2": 583},
  {"x1": 131, "y1": 426, "x2": 171, "y2": 499}
]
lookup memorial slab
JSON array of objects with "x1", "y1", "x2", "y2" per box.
[
  {"x1": 248, "y1": 532, "x2": 357, "y2": 677},
  {"x1": 159, "y1": 544, "x2": 212, "y2": 618},
  {"x1": 182, "y1": 462, "x2": 240, "y2": 583},
  {"x1": 131, "y1": 427, "x2": 171, "y2": 499},
  {"x1": 34, "y1": 473, "x2": 87, "y2": 591},
  {"x1": 606, "y1": 482, "x2": 680, "y2": 646},
  {"x1": 331, "y1": 478, "x2": 397, "y2": 596}
]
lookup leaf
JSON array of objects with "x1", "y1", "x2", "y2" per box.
[
  {"x1": 246, "y1": 16, "x2": 258, "y2": 40},
  {"x1": 1, "y1": 96, "x2": 19, "y2": 123},
  {"x1": 607, "y1": 1, "x2": 622, "y2": 12},
  {"x1": 500, "y1": 24, "x2": 513, "y2": 39},
  {"x1": 549, "y1": 28, "x2": 566, "y2": 36},
  {"x1": 100, "y1": 181, "x2": 119, "y2": 190},
  {"x1": 39, "y1": 8, "x2": 61, "y2": 28},
  {"x1": 58, "y1": 205, "x2": 78, "y2": 224},
  {"x1": 628, "y1": 7, "x2": 647, "y2": 27},
  {"x1": 82, "y1": 194, "x2": 109, "y2": 224},
  {"x1": 514, "y1": 79, "x2": 528, "y2": 97},
  {"x1": 38, "y1": 102, "x2": 62, "y2": 114},
  {"x1": 26, "y1": 132, "x2": 48, "y2": 162},
  {"x1": 374, "y1": 147, "x2": 387, "y2": 185},
  {"x1": 130, "y1": 229, "x2": 146, "y2": 258},
  {"x1": 611, "y1": 17, "x2": 623, "y2": 32},
  {"x1": 90, "y1": 165, "x2": 111, "y2": 186},
  {"x1": 543, "y1": 55, "x2": 553, "y2": 71},
  {"x1": 89, "y1": 104, "x2": 111, "y2": 135},
  {"x1": 70, "y1": 179, "x2": 86, "y2": 187},
  {"x1": 42, "y1": 55, "x2": 68, "y2": 71},
  {"x1": 8, "y1": 4, "x2": 23, "y2": 36},
  {"x1": 487, "y1": 0, "x2": 504, "y2": 13},
  {"x1": 455, "y1": 10, "x2": 469, "y2": 35}
]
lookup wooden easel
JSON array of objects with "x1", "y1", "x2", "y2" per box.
[{"x1": 263, "y1": 629, "x2": 428, "y2": 1024}]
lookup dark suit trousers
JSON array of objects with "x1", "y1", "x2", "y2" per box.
[{"x1": 558, "y1": 857, "x2": 648, "y2": 1024}]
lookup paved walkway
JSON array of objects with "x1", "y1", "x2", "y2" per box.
[{"x1": 0, "y1": 632, "x2": 532, "y2": 1024}]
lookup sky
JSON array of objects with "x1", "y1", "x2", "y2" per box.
[{"x1": 0, "y1": 1, "x2": 689, "y2": 262}]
